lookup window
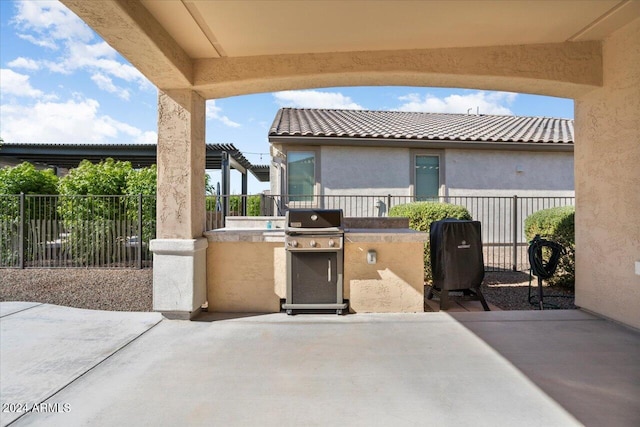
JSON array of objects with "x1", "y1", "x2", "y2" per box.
[
  {"x1": 287, "y1": 151, "x2": 315, "y2": 201},
  {"x1": 415, "y1": 155, "x2": 440, "y2": 200}
]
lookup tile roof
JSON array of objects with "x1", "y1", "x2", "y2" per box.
[{"x1": 269, "y1": 108, "x2": 574, "y2": 144}]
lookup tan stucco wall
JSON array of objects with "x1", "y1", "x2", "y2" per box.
[
  {"x1": 207, "y1": 239, "x2": 424, "y2": 314},
  {"x1": 157, "y1": 90, "x2": 206, "y2": 239},
  {"x1": 194, "y1": 43, "x2": 601, "y2": 99},
  {"x1": 344, "y1": 242, "x2": 424, "y2": 313},
  {"x1": 574, "y1": 17, "x2": 640, "y2": 329},
  {"x1": 207, "y1": 242, "x2": 285, "y2": 313}
]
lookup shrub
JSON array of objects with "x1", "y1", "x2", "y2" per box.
[
  {"x1": 0, "y1": 163, "x2": 59, "y2": 265},
  {"x1": 524, "y1": 206, "x2": 575, "y2": 288},
  {"x1": 0, "y1": 162, "x2": 59, "y2": 222},
  {"x1": 389, "y1": 201, "x2": 472, "y2": 282},
  {"x1": 125, "y1": 166, "x2": 157, "y2": 244},
  {"x1": 208, "y1": 195, "x2": 262, "y2": 216},
  {"x1": 57, "y1": 159, "x2": 155, "y2": 265}
]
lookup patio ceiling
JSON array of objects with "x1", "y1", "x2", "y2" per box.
[
  {"x1": 61, "y1": 0, "x2": 640, "y2": 98},
  {"x1": 139, "y1": 0, "x2": 632, "y2": 57}
]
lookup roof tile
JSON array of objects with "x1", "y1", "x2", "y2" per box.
[{"x1": 269, "y1": 108, "x2": 574, "y2": 144}]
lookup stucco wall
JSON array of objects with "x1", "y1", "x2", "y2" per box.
[
  {"x1": 321, "y1": 146, "x2": 411, "y2": 195},
  {"x1": 574, "y1": 18, "x2": 640, "y2": 329},
  {"x1": 277, "y1": 145, "x2": 574, "y2": 198},
  {"x1": 445, "y1": 149, "x2": 574, "y2": 197},
  {"x1": 207, "y1": 242, "x2": 285, "y2": 313},
  {"x1": 344, "y1": 241, "x2": 424, "y2": 313}
]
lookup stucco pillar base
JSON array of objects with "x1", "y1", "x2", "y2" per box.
[{"x1": 150, "y1": 238, "x2": 208, "y2": 319}]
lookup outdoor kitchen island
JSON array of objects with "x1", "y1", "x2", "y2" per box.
[{"x1": 204, "y1": 217, "x2": 427, "y2": 314}]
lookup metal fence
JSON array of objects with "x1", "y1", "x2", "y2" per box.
[
  {"x1": 1, "y1": 193, "x2": 574, "y2": 271},
  {"x1": 0, "y1": 194, "x2": 155, "y2": 268},
  {"x1": 259, "y1": 194, "x2": 575, "y2": 271}
]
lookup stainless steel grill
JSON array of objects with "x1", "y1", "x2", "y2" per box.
[{"x1": 283, "y1": 209, "x2": 348, "y2": 315}]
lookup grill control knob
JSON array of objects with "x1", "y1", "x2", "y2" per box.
[
  {"x1": 328, "y1": 239, "x2": 335, "y2": 247},
  {"x1": 290, "y1": 240, "x2": 298, "y2": 247},
  {"x1": 309, "y1": 240, "x2": 317, "y2": 247}
]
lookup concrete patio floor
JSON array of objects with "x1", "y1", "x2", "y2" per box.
[{"x1": 1, "y1": 302, "x2": 639, "y2": 426}]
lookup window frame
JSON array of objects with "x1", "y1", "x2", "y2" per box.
[
  {"x1": 410, "y1": 150, "x2": 445, "y2": 201},
  {"x1": 284, "y1": 146, "x2": 321, "y2": 207}
]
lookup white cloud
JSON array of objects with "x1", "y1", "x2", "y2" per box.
[
  {"x1": 13, "y1": 0, "x2": 93, "y2": 45},
  {"x1": 10, "y1": 1, "x2": 150, "y2": 97},
  {"x1": 274, "y1": 90, "x2": 364, "y2": 110},
  {"x1": 42, "y1": 40, "x2": 148, "y2": 86},
  {"x1": 206, "y1": 100, "x2": 241, "y2": 128},
  {"x1": 135, "y1": 131, "x2": 158, "y2": 144},
  {"x1": 91, "y1": 73, "x2": 130, "y2": 100},
  {"x1": 0, "y1": 97, "x2": 156, "y2": 144},
  {"x1": 397, "y1": 91, "x2": 517, "y2": 115},
  {"x1": 8, "y1": 57, "x2": 41, "y2": 71},
  {"x1": 0, "y1": 68, "x2": 44, "y2": 98},
  {"x1": 16, "y1": 33, "x2": 58, "y2": 49}
]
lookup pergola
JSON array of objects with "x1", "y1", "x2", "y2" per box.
[
  {"x1": 0, "y1": 142, "x2": 269, "y2": 214},
  {"x1": 60, "y1": 1, "x2": 640, "y2": 327}
]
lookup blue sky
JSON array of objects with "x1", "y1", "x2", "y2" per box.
[{"x1": 1, "y1": 0, "x2": 574, "y2": 194}]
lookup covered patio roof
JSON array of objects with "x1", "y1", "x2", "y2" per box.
[
  {"x1": 0, "y1": 142, "x2": 269, "y2": 182},
  {"x1": 59, "y1": 0, "x2": 640, "y2": 329}
]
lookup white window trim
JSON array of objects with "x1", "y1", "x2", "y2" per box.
[{"x1": 283, "y1": 146, "x2": 321, "y2": 207}]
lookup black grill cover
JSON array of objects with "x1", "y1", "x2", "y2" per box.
[{"x1": 430, "y1": 219, "x2": 484, "y2": 291}]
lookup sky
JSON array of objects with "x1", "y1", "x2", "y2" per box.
[{"x1": 0, "y1": 0, "x2": 574, "y2": 194}]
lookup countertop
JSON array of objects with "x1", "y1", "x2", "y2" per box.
[{"x1": 204, "y1": 228, "x2": 428, "y2": 243}]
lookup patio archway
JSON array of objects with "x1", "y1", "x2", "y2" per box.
[{"x1": 61, "y1": 1, "x2": 640, "y2": 328}]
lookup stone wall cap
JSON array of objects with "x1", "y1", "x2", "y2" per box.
[{"x1": 150, "y1": 237, "x2": 209, "y2": 254}]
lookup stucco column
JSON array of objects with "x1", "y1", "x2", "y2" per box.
[
  {"x1": 574, "y1": 17, "x2": 640, "y2": 329},
  {"x1": 150, "y1": 89, "x2": 208, "y2": 319}
]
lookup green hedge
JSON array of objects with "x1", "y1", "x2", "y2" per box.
[
  {"x1": 524, "y1": 206, "x2": 575, "y2": 288},
  {"x1": 206, "y1": 195, "x2": 262, "y2": 216},
  {"x1": 389, "y1": 202, "x2": 472, "y2": 282}
]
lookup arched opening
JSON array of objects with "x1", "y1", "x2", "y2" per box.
[{"x1": 58, "y1": 0, "x2": 639, "y2": 329}]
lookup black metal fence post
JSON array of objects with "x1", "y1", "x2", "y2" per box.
[
  {"x1": 387, "y1": 194, "x2": 392, "y2": 216},
  {"x1": 512, "y1": 195, "x2": 518, "y2": 271},
  {"x1": 19, "y1": 192, "x2": 25, "y2": 269},
  {"x1": 137, "y1": 193, "x2": 143, "y2": 269}
]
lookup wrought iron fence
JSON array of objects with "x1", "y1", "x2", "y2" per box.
[
  {"x1": 0, "y1": 194, "x2": 155, "y2": 268},
  {"x1": 1, "y1": 193, "x2": 574, "y2": 271},
  {"x1": 258, "y1": 194, "x2": 575, "y2": 271}
]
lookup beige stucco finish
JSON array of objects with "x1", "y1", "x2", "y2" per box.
[
  {"x1": 206, "y1": 236, "x2": 425, "y2": 314},
  {"x1": 344, "y1": 242, "x2": 425, "y2": 313},
  {"x1": 193, "y1": 42, "x2": 602, "y2": 99},
  {"x1": 61, "y1": 1, "x2": 640, "y2": 327},
  {"x1": 207, "y1": 242, "x2": 284, "y2": 313},
  {"x1": 156, "y1": 90, "x2": 206, "y2": 239},
  {"x1": 574, "y1": 17, "x2": 640, "y2": 329},
  {"x1": 63, "y1": 0, "x2": 639, "y2": 99}
]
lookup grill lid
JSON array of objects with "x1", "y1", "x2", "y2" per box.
[{"x1": 286, "y1": 209, "x2": 343, "y2": 230}]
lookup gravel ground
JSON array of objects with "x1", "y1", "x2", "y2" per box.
[
  {"x1": 0, "y1": 269, "x2": 575, "y2": 312},
  {"x1": 0, "y1": 269, "x2": 152, "y2": 312},
  {"x1": 480, "y1": 271, "x2": 576, "y2": 310}
]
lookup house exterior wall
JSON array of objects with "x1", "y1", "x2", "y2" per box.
[
  {"x1": 575, "y1": 17, "x2": 640, "y2": 329},
  {"x1": 273, "y1": 144, "x2": 574, "y2": 198},
  {"x1": 445, "y1": 149, "x2": 574, "y2": 197},
  {"x1": 321, "y1": 146, "x2": 411, "y2": 196}
]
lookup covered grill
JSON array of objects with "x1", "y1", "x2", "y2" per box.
[
  {"x1": 427, "y1": 219, "x2": 490, "y2": 311},
  {"x1": 282, "y1": 209, "x2": 348, "y2": 315}
]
